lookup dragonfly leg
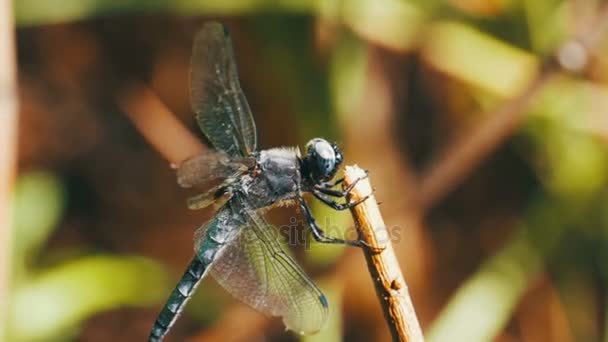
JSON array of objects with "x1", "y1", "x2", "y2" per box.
[
  {"x1": 321, "y1": 177, "x2": 344, "y2": 188},
  {"x1": 313, "y1": 186, "x2": 347, "y2": 197},
  {"x1": 298, "y1": 195, "x2": 371, "y2": 248},
  {"x1": 314, "y1": 173, "x2": 369, "y2": 197},
  {"x1": 312, "y1": 189, "x2": 369, "y2": 210}
]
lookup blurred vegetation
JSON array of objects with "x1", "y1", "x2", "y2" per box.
[
  {"x1": 7, "y1": 172, "x2": 169, "y2": 341},
  {"x1": 6, "y1": 0, "x2": 608, "y2": 341}
]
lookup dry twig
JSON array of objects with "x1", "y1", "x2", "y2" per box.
[{"x1": 344, "y1": 165, "x2": 424, "y2": 342}]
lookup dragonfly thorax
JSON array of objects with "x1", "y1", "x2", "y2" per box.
[
  {"x1": 241, "y1": 147, "x2": 301, "y2": 208},
  {"x1": 302, "y1": 138, "x2": 343, "y2": 184}
]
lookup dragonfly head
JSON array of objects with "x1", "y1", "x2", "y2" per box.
[{"x1": 303, "y1": 138, "x2": 343, "y2": 183}]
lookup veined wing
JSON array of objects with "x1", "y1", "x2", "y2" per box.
[
  {"x1": 205, "y1": 194, "x2": 329, "y2": 335},
  {"x1": 190, "y1": 22, "x2": 257, "y2": 157},
  {"x1": 176, "y1": 151, "x2": 254, "y2": 188}
]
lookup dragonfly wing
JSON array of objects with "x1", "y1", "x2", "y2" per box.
[
  {"x1": 176, "y1": 151, "x2": 254, "y2": 188},
  {"x1": 190, "y1": 22, "x2": 257, "y2": 157},
  {"x1": 206, "y1": 195, "x2": 329, "y2": 335}
]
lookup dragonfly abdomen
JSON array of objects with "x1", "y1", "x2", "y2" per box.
[
  {"x1": 149, "y1": 206, "x2": 239, "y2": 342},
  {"x1": 149, "y1": 257, "x2": 208, "y2": 341}
]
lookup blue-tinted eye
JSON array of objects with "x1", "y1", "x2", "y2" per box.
[
  {"x1": 306, "y1": 139, "x2": 337, "y2": 177},
  {"x1": 317, "y1": 157, "x2": 335, "y2": 176}
]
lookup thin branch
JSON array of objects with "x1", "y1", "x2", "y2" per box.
[
  {"x1": 0, "y1": 0, "x2": 18, "y2": 339},
  {"x1": 344, "y1": 165, "x2": 424, "y2": 342}
]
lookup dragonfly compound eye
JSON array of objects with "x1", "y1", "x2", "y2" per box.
[{"x1": 306, "y1": 138, "x2": 337, "y2": 179}]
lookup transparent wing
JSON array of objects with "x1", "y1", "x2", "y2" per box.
[
  {"x1": 176, "y1": 151, "x2": 254, "y2": 188},
  {"x1": 202, "y1": 195, "x2": 328, "y2": 334},
  {"x1": 190, "y1": 22, "x2": 257, "y2": 157}
]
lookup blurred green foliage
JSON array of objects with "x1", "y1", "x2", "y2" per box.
[{"x1": 7, "y1": 172, "x2": 169, "y2": 341}]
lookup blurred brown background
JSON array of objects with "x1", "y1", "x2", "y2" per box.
[{"x1": 3, "y1": 0, "x2": 608, "y2": 341}]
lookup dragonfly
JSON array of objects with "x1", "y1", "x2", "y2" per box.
[{"x1": 149, "y1": 22, "x2": 371, "y2": 342}]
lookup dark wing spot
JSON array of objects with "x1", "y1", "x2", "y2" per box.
[{"x1": 319, "y1": 294, "x2": 329, "y2": 308}]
